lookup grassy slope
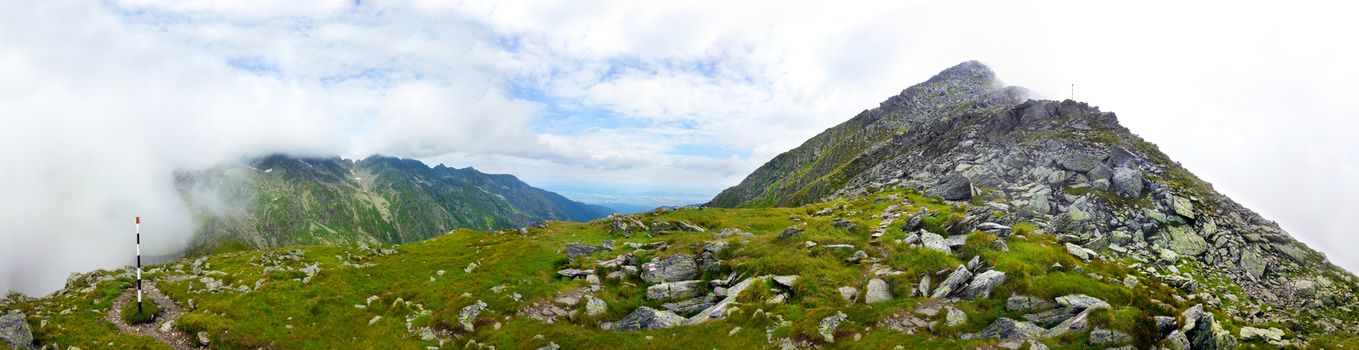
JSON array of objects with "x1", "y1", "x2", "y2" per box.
[{"x1": 8, "y1": 188, "x2": 1357, "y2": 349}]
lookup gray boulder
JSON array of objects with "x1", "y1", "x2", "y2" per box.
[
  {"x1": 920, "y1": 231, "x2": 951, "y2": 253},
  {"x1": 1059, "y1": 154, "x2": 1101, "y2": 173},
  {"x1": 931, "y1": 175, "x2": 973, "y2": 201},
  {"x1": 980, "y1": 317, "x2": 1045, "y2": 340},
  {"x1": 565, "y1": 242, "x2": 610, "y2": 260},
  {"x1": 641, "y1": 254, "x2": 699, "y2": 283},
  {"x1": 458, "y1": 300, "x2": 488, "y2": 332},
  {"x1": 1165, "y1": 225, "x2": 1208, "y2": 257},
  {"x1": 1111, "y1": 167, "x2": 1144, "y2": 198},
  {"x1": 1055, "y1": 294, "x2": 1110, "y2": 310},
  {"x1": 1006, "y1": 294, "x2": 1053, "y2": 312},
  {"x1": 777, "y1": 226, "x2": 804, "y2": 240},
  {"x1": 1090, "y1": 327, "x2": 1131, "y2": 346},
  {"x1": 957, "y1": 270, "x2": 1005, "y2": 299},
  {"x1": 1238, "y1": 326, "x2": 1284, "y2": 342},
  {"x1": 931, "y1": 266, "x2": 973, "y2": 298},
  {"x1": 616, "y1": 307, "x2": 685, "y2": 330},
  {"x1": 864, "y1": 278, "x2": 893, "y2": 304},
  {"x1": 0, "y1": 311, "x2": 33, "y2": 350},
  {"x1": 817, "y1": 311, "x2": 849, "y2": 342},
  {"x1": 645, "y1": 280, "x2": 702, "y2": 301}
]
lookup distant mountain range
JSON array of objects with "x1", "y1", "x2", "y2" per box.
[{"x1": 175, "y1": 155, "x2": 613, "y2": 254}]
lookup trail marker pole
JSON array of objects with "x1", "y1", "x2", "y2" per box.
[{"x1": 136, "y1": 216, "x2": 142, "y2": 313}]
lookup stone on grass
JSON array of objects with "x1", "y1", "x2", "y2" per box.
[
  {"x1": 865, "y1": 278, "x2": 893, "y2": 304},
  {"x1": 617, "y1": 307, "x2": 685, "y2": 330}
]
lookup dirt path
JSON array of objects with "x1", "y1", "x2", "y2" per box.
[{"x1": 106, "y1": 282, "x2": 200, "y2": 350}]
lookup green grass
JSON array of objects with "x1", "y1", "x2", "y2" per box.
[
  {"x1": 121, "y1": 297, "x2": 160, "y2": 325},
  {"x1": 6, "y1": 186, "x2": 1356, "y2": 349}
]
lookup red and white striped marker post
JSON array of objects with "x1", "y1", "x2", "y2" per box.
[{"x1": 136, "y1": 216, "x2": 143, "y2": 313}]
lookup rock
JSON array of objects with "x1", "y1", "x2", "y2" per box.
[
  {"x1": 902, "y1": 209, "x2": 928, "y2": 232},
  {"x1": 1044, "y1": 306, "x2": 1100, "y2": 338},
  {"x1": 537, "y1": 342, "x2": 561, "y2": 350},
  {"x1": 772, "y1": 275, "x2": 799, "y2": 289},
  {"x1": 1163, "y1": 330, "x2": 1191, "y2": 349},
  {"x1": 1060, "y1": 154, "x2": 1101, "y2": 173},
  {"x1": 1154, "y1": 316, "x2": 1178, "y2": 336},
  {"x1": 1122, "y1": 275, "x2": 1138, "y2": 289},
  {"x1": 645, "y1": 280, "x2": 702, "y2": 301},
  {"x1": 565, "y1": 242, "x2": 610, "y2": 260},
  {"x1": 1159, "y1": 248, "x2": 1180, "y2": 264},
  {"x1": 1185, "y1": 304, "x2": 1236, "y2": 349},
  {"x1": 556, "y1": 268, "x2": 593, "y2": 279},
  {"x1": 0, "y1": 311, "x2": 33, "y2": 350},
  {"x1": 368, "y1": 315, "x2": 382, "y2": 325},
  {"x1": 1006, "y1": 294, "x2": 1052, "y2": 312},
  {"x1": 585, "y1": 296, "x2": 608, "y2": 316},
  {"x1": 1238, "y1": 248, "x2": 1268, "y2": 279},
  {"x1": 1055, "y1": 294, "x2": 1110, "y2": 310},
  {"x1": 980, "y1": 318, "x2": 1045, "y2": 340},
  {"x1": 159, "y1": 320, "x2": 176, "y2": 333},
  {"x1": 777, "y1": 226, "x2": 804, "y2": 239},
  {"x1": 1090, "y1": 327, "x2": 1131, "y2": 345},
  {"x1": 196, "y1": 331, "x2": 211, "y2": 346},
  {"x1": 957, "y1": 270, "x2": 1005, "y2": 299},
  {"x1": 977, "y1": 222, "x2": 1010, "y2": 232},
  {"x1": 1088, "y1": 164, "x2": 1114, "y2": 181},
  {"x1": 641, "y1": 254, "x2": 699, "y2": 283},
  {"x1": 1111, "y1": 167, "x2": 1144, "y2": 198},
  {"x1": 1238, "y1": 326, "x2": 1284, "y2": 342},
  {"x1": 838, "y1": 286, "x2": 860, "y2": 303},
  {"x1": 617, "y1": 307, "x2": 685, "y2": 330},
  {"x1": 715, "y1": 228, "x2": 753, "y2": 239},
  {"x1": 845, "y1": 250, "x2": 869, "y2": 264},
  {"x1": 1023, "y1": 307, "x2": 1077, "y2": 327},
  {"x1": 865, "y1": 279, "x2": 893, "y2": 304},
  {"x1": 1292, "y1": 280, "x2": 1318, "y2": 299},
  {"x1": 931, "y1": 266, "x2": 973, "y2": 298},
  {"x1": 920, "y1": 231, "x2": 951, "y2": 253},
  {"x1": 817, "y1": 311, "x2": 849, "y2": 343},
  {"x1": 917, "y1": 275, "x2": 931, "y2": 297},
  {"x1": 1169, "y1": 195, "x2": 1196, "y2": 219},
  {"x1": 932, "y1": 175, "x2": 973, "y2": 201},
  {"x1": 1064, "y1": 243, "x2": 1091, "y2": 261},
  {"x1": 1165, "y1": 225, "x2": 1208, "y2": 256},
  {"x1": 944, "y1": 307, "x2": 968, "y2": 327},
  {"x1": 458, "y1": 300, "x2": 488, "y2": 332}
]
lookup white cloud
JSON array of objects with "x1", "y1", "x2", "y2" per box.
[{"x1": 4, "y1": 0, "x2": 1358, "y2": 294}]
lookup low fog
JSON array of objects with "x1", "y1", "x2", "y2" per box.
[{"x1": 4, "y1": 0, "x2": 1359, "y2": 295}]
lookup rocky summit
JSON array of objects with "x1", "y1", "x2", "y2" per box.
[{"x1": 1, "y1": 62, "x2": 1356, "y2": 349}]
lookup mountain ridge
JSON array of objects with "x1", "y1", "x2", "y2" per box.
[{"x1": 177, "y1": 154, "x2": 613, "y2": 254}]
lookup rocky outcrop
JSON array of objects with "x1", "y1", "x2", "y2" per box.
[
  {"x1": 0, "y1": 311, "x2": 32, "y2": 350},
  {"x1": 617, "y1": 307, "x2": 685, "y2": 330},
  {"x1": 640, "y1": 254, "x2": 698, "y2": 283}
]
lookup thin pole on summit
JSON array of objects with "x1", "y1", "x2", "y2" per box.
[
  {"x1": 1071, "y1": 84, "x2": 1075, "y2": 100},
  {"x1": 136, "y1": 216, "x2": 142, "y2": 313}
]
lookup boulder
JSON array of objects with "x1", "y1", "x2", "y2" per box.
[
  {"x1": 980, "y1": 318, "x2": 1045, "y2": 340},
  {"x1": 565, "y1": 242, "x2": 610, "y2": 260},
  {"x1": 865, "y1": 279, "x2": 893, "y2": 304},
  {"x1": 1064, "y1": 243, "x2": 1092, "y2": 261},
  {"x1": 1088, "y1": 164, "x2": 1114, "y2": 181},
  {"x1": 1162, "y1": 330, "x2": 1191, "y2": 349},
  {"x1": 617, "y1": 307, "x2": 685, "y2": 330},
  {"x1": 641, "y1": 255, "x2": 699, "y2": 283},
  {"x1": 931, "y1": 266, "x2": 973, "y2": 298},
  {"x1": 585, "y1": 296, "x2": 608, "y2": 316},
  {"x1": 0, "y1": 311, "x2": 33, "y2": 350},
  {"x1": 1059, "y1": 154, "x2": 1102, "y2": 173},
  {"x1": 944, "y1": 307, "x2": 968, "y2": 327},
  {"x1": 1055, "y1": 294, "x2": 1110, "y2": 310},
  {"x1": 920, "y1": 231, "x2": 951, "y2": 253},
  {"x1": 1111, "y1": 167, "x2": 1144, "y2": 198},
  {"x1": 1238, "y1": 248, "x2": 1268, "y2": 279},
  {"x1": 777, "y1": 226, "x2": 804, "y2": 240},
  {"x1": 1238, "y1": 326, "x2": 1284, "y2": 342},
  {"x1": 1090, "y1": 327, "x2": 1131, "y2": 346},
  {"x1": 556, "y1": 269, "x2": 593, "y2": 279},
  {"x1": 817, "y1": 311, "x2": 849, "y2": 342},
  {"x1": 1169, "y1": 195, "x2": 1196, "y2": 219},
  {"x1": 957, "y1": 270, "x2": 1005, "y2": 299},
  {"x1": 772, "y1": 275, "x2": 799, "y2": 289},
  {"x1": 645, "y1": 280, "x2": 702, "y2": 301},
  {"x1": 838, "y1": 286, "x2": 860, "y2": 303},
  {"x1": 931, "y1": 175, "x2": 973, "y2": 201},
  {"x1": 458, "y1": 300, "x2": 488, "y2": 332},
  {"x1": 1186, "y1": 305, "x2": 1236, "y2": 349},
  {"x1": 1006, "y1": 294, "x2": 1052, "y2": 312},
  {"x1": 1292, "y1": 280, "x2": 1318, "y2": 299},
  {"x1": 1165, "y1": 225, "x2": 1208, "y2": 257},
  {"x1": 902, "y1": 209, "x2": 928, "y2": 232}
]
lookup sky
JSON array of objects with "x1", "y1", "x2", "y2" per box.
[{"x1": 1, "y1": 0, "x2": 1357, "y2": 295}]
